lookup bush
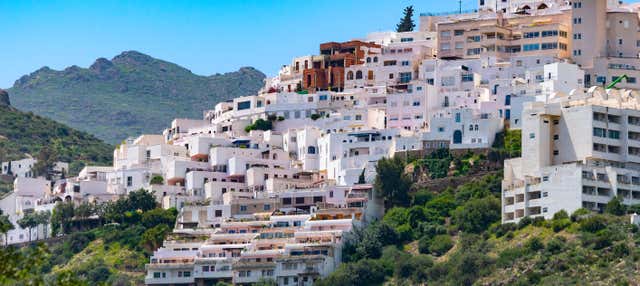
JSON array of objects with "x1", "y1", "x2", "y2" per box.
[
  {"x1": 490, "y1": 222, "x2": 517, "y2": 237},
  {"x1": 310, "y1": 114, "x2": 321, "y2": 120},
  {"x1": 150, "y1": 175, "x2": 164, "y2": 185},
  {"x1": 580, "y1": 216, "x2": 607, "y2": 233},
  {"x1": 551, "y1": 218, "x2": 572, "y2": 232},
  {"x1": 553, "y1": 210, "x2": 569, "y2": 220},
  {"x1": 605, "y1": 196, "x2": 627, "y2": 216},
  {"x1": 517, "y1": 216, "x2": 533, "y2": 229},
  {"x1": 546, "y1": 237, "x2": 566, "y2": 254},
  {"x1": 525, "y1": 237, "x2": 545, "y2": 252},
  {"x1": 244, "y1": 118, "x2": 273, "y2": 133},
  {"x1": 571, "y1": 208, "x2": 591, "y2": 222},
  {"x1": 429, "y1": 235, "x2": 454, "y2": 256},
  {"x1": 418, "y1": 235, "x2": 432, "y2": 254},
  {"x1": 612, "y1": 242, "x2": 630, "y2": 258},
  {"x1": 452, "y1": 197, "x2": 501, "y2": 233}
]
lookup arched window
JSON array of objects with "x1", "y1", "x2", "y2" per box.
[
  {"x1": 537, "y1": 3, "x2": 548, "y2": 9},
  {"x1": 373, "y1": 57, "x2": 378, "y2": 63},
  {"x1": 347, "y1": 71, "x2": 354, "y2": 80},
  {"x1": 272, "y1": 153, "x2": 278, "y2": 160},
  {"x1": 469, "y1": 124, "x2": 474, "y2": 131},
  {"x1": 366, "y1": 57, "x2": 371, "y2": 63},
  {"x1": 505, "y1": 94, "x2": 511, "y2": 106},
  {"x1": 355, "y1": 71, "x2": 363, "y2": 79},
  {"x1": 474, "y1": 124, "x2": 479, "y2": 131}
]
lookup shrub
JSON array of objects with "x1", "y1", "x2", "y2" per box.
[
  {"x1": 571, "y1": 208, "x2": 592, "y2": 222},
  {"x1": 149, "y1": 175, "x2": 164, "y2": 185},
  {"x1": 551, "y1": 218, "x2": 572, "y2": 232},
  {"x1": 553, "y1": 210, "x2": 569, "y2": 220},
  {"x1": 429, "y1": 235, "x2": 454, "y2": 256},
  {"x1": 418, "y1": 235, "x2": 432, "y2": 254},
  {"x1": 546, "y1": 237, "x2": 566, "y2": 254},
  {"x1": 580, "y1": 216, "x2": 607, "y2": 233},
  {"x1": 452, "y1": 197, "x2": 501, "y2": 233},
  {"x1": 525, "y1": 237, "x2": 545, "y2": 252},
  {"x1": 310, "y1": 114, "x2": 321, "y2": 120},
  {"x1": 612, "y1": 242, "x2": 630, "y2": 258},
  {"x1": 490, "y1": 222, "x2": 517, "y2": 237},
  {"x1": 517, "y1": 216, "x2": 533, "y2": 229},
  {"x1": 605, "y1": 196, "x2": 627, "y2": 216}
]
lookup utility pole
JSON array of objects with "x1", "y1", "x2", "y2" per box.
[{"x1": 459, "y1": 0, "x2": 462, "y2": 13}]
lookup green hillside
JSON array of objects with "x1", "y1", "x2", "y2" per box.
[
  {"x1": 0, "y1": 93, "x2": 112, "y2": 175},
  {"x1": 8, "y1": 51, "x2": 265, "y2": 143}
]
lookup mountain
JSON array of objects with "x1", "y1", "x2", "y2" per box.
[
  {"x1": 0, "y1": 89, "x2": 112, "y2": 175},
  {"x1": 7, "y1": 51, "x2": 266, "y2": 143}
]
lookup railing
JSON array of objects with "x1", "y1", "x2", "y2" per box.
[{"x1": 420, "y1": 9, "x2": 478, "y2": 17}]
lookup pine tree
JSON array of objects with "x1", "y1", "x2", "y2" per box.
[{"x1": 396, "y1": 6, "x2": 415, "y2": 32}]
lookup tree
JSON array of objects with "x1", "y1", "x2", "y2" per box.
[
  {"x1": 34, "y1": 210, "x2": 51, "y2": 239},
  {"x1": 453, "y1": 196, "x2": 501, "y2": 233},
  {"x1": 605, "y1": 196, "x2": 627, "y2": 216},
  {"x1": 141, "y1": 208, "x2": 177, "y2": 228},
  {"x1": 0, "y1": 210, "x2": 14, "y2": 246},
  {"x1": 358, "y1": 168, "x2": 366, "y2": 184},
  {"x1": 140, "y1": 224, "x2": 170, "y2": 252},
  {"x1": 396, "y1": 6, "x2": 415, "y2": 32},
  {"x1": 244, "y1": 118, "x2": 273, "y2": 133},
  {"x1": 375, "y1": 157, "x2": 412, "y2": 208},
  {"x1": 17, "y1": 213, "x2": 38, "y2": 241},
  {"x1": 32, "y1": 145, "x2": 59, "y2": 179},
  {"x1": 150, "y1": 175, "x2": 164, "y2": 185},
  {"x1": 127, "y1": 189, "x2": 157, "y2": 212},
  {"x1": 51, "y1": 201, "x2": 75, "y2": 235}
]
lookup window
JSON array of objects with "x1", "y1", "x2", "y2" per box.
[
  {"x1": 355, "y1": 70, "x2": 363, "y2": 79},
  {"x1": 628, "y1": 77, "x2": 637, "y2": 84},
  {"x1": 461, "y1": 73, "x2": 473, "y2": 82},
  {"x1": 401, "y1": 61, "x2": 410, "y2": 66},
  {"x1": 237, "y1": 101, "x2": 251, "y2": 110},
  {"x1": 240, "y1": 205, "x2": 247, "y2": 212},
  {"x1": 523, "y1": 31, "x2": 539, "y2": 38},
  {"x1": 399, "y1": 72, "x2": 412, "y2": 83},
  {"x1": 593, "y1": 127, "x2": 606, "y2": 137},
  {"x1": 454, "y1": 29, "x2": 464, "y2": 36},
  {"x1": 440, "y1": 43, "x2": 451, "y2": 51},
  {"x1": 608, "y1": 130, "x2": 620, "y2": 139},
  {"x1": 126, "y1": 176, "x2": 132, "y2": 187},
  {"x1": 529, "y1": 133, "x2": 535, "y2": 139},
  {"x1": 455, "y1": 42, "x2": 464, "y2": 49},
  {"x1": 541, "y1": 30, "x2": 558, "y2": 37},
  {"x1": 264, "y1": 204, "x2": 271, "y2": 211},
  {"x1": 523, "y1": 44, "x2": 540, "y2": 51},
  {"x1": 383, "y1": 60, "x2": 397, "y2": 66},
  {"x1": 541, "y1": 42, "x2": 558, "y2": 50},
  {"x1": 295, "y1": 197, "x2": 305, "y2": 204},
  {"x1": 153, "y1": 272, "x2": 161, "y2": 278},
  {"x1": 215, "y1": 210, "x2": 222, "y2": 217},
  {"x1": 313, "y1": 196, "x2": 323, "y2": 203},
  {"x1": 573, "y1": 17, "x2": 582, "y2": 24},
  {"x1": 466, "y1": 48, "x2": 481, "y2": 55}
]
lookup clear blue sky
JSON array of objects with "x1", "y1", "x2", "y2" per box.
[
  {"x1": 0, "y1": 0, "x2": 474, "y2": 88},
  {"x1": 0, "y1": 0, "x2": 636, "y2": 88}
]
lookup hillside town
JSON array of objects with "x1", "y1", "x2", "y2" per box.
[{"x1": 4, "y1": 0, "x2": 640, "y2": 285}]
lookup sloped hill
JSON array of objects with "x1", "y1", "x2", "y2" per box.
[
  {"x1": 0, "y1": 90, "x2": 112, "y2": 174},
  {"x1": 8, "y1": 51, "x2": 265, "y2": 143}
]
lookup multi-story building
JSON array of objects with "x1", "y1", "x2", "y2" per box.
[{"x1": 502, "y1": 85, "x2": 640, "y2": 222}]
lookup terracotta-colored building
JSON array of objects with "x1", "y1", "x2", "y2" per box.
[{"x1": 303, "y1": 40, "x2": 380, "y2": 93}]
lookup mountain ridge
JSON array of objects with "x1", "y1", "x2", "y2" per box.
[{"x1": 8, "y1": 51, "x2": 265, "y2": 143}]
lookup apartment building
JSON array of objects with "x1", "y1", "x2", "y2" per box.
[{"x1": 503, "y1": 86, "x2": 640, "y2": 222}]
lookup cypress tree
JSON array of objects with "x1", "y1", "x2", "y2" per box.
[{"x1": 396, "y1": 6, "x2": 415, "y2": 32}]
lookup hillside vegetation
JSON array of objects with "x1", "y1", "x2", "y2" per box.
[
  {"x1": 8, "y1": 51, "x2": 265, "y2": 143},
  {"x1": 0, "y1": 96, "x2": 112, "y2": 175},
  {"x1": 317, "y1": 133, "x2": 640, "y2": 286}
]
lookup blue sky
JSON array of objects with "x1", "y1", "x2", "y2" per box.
[
  {"x1": 0, "y1": 0, "x2": 474, "y2": 87},
  {"x1": 0, "y1": 0, "x2": 636, "y2": 88}
]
